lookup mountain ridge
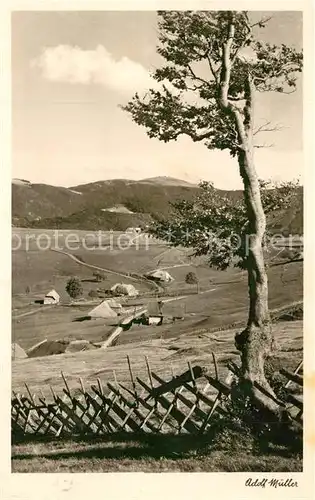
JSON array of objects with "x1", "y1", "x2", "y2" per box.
[{"x1": 12, "y1": 176, "x2": 303, "y2": 234}]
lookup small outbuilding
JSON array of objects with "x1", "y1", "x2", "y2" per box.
[
  {"x1": 44, "y1": 289, "x2": 60, "y2": 305},
  {"x1": 148, "y1": 316, "x2": 163, "y2": 326}
]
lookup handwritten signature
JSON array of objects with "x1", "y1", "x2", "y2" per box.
[{"x1": 245, "y1": 478, "x2": 298, "y2": 488}]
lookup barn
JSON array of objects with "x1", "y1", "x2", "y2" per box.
[
  {"x1": 88, "y1": 300, "x2": 118, "y2": 319},
  {"x1": 145, "y1": 269, "x2": 174, "y2": 283},
  {"x1": 110, "y1": 283, "x2": 139, "y2": 297}
]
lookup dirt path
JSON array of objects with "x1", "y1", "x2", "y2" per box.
[
  {"x1": 50, "y1": 248, "x2": 159, "y2": 290},
  {"x1": 13, "y1": 306, "x2": 54, "y2": 320},
  {"x1": 159, "y1": 263, "x2": 191, "y2": 271}
]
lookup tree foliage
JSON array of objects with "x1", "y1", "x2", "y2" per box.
[
  {"x1": 93, "y1": 271, "x2": 106, "y2": 282},
  {"x1": 123, "y1": 11, "x2": 302, "y2": 158},
  {"x1": 122, "y1": 10, "x2": 303, "y2": 274},
  {"x1": 149, "y1": 179, "x2": 300, "y2": 270},
  {"x1": 66, "y1": 277, "x2": 83, "y2": 299},
  {"x1": 185, "y1": 271, "x2": 199, "y2": 285},
  {"x1": 122, "y1": 10, "x2": 303, "y2": 413}
]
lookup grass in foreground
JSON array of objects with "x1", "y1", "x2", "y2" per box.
[{"x1": 12, "y1": 428, "x2": 302, "y2": 473}]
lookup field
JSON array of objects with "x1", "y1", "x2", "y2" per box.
[
  {"x1": 12, "y1": 434, "x2": 302, "y2": 472},
  {"x1": 12, "y1": 320, "x2": 302, "y2": 398},
  {"x1": 11, "y1": 228, "x2": 303, "y2": 472},
  {"x1": 11, "y1": 319, "x2": 303, "y2": 472},
  {"x1": 12, "y1": 228, "x2": 302, "y2": 349}
]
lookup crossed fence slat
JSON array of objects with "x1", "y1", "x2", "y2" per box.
[{"x1": 11, "y1": 357, "x2": 303, "y2": 439}]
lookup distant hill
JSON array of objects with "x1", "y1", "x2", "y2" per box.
[
  {"x1": 139, "y1": 176, "x2": 197, "y2": 187},
  {"x1": 12, "y1": 176, "x2": 303, "y2": 234},
  {"x1": 12, "y1": 178, "x2": 32, "y2": 186},
  {"x1": 267, "y1": 189, "x2": 303, "y2": 236},
  {"x1": 12, "y1": 183, "x2": 85, "y2": 225},
  {"x1": 12, "y1": 177, "x2": 198, "y2": 229}
]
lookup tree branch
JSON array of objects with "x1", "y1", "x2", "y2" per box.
[
  {"x1": 219, "y1": 13, "x2": 235, "y2": 109},
  {"x1": 204, "y1": 42, "x2": 220, "y2": 84},
  {"x1": 228, "y1": 95, "x2": 245, "y2": 101},
  {"x1": 187, "y1": 64, "x2": 210, "y2": 87},
  {"x1": 256, "y1": 85, "x2": 296, "y2": 95},
  {"x1": 250, "y1": 16, "x2": 273, "y2": 29},
  {"x1": 170, "y1": 128, "x2": 214, "y2": 142},
  {"x1": 243, "y1": 73, "x2": 255, "y2": 135},
  {"x1": 253, "y1": 121, "x2": 284, "y2": 135},
  {"x1": 254, "y1": 143, "x2": 275, "y2": 148}
]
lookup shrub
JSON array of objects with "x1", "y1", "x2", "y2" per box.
[
  {"x1": 88, "y1": 289, "x2": 98, "y2": 298},
  {"x1": 93, "y1": 271, "x2": 106, "y2": 282},
  {"x1": 220, "y1": 373, "x2": 303, "y2": 456},
  {"x1": 66, "y1": 277, "x2": 83, "y2": 299},
  {"x1": 185, "y1": 272, "x2": 199, "y2": 292}
]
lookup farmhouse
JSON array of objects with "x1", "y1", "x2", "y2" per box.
[
  {"x1": 88, "y1": 300, "x2": 117, "y2": 319},
  {"x1": 145, "y1": 269, "x2": 174, "y2": 283},
  {"x1": 43, "y1": 289, "x2": 60, "y2": 305},
  {"x1": 27, "y1": 339, "x2": 68, "y2": 357},
  {"x1": 111, "y1": 283, "x2": 139, "y2": 297},
  {"x1": 11, "y1": 343, "x2": 27, "y2": 360},
  {"x1": 105, "y1": 298, "x2": 123, "y2": 313}
]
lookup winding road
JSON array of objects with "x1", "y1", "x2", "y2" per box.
[
  {"x1": 14, "y1": 242, "x2": 218, "y2": 346},
  {"x1": 50, "y1": 247, "x2": 160, "y2": 290}
]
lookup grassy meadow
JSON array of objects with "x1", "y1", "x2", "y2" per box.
[{"x1": 11, "y1": 228, "x2": 303, "y2": 472}]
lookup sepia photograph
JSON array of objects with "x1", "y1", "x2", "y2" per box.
[{"x1": 10, "y1": 9, "x2": 306, "y2": 475}]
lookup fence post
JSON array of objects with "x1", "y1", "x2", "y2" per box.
[{"x1": 127, "y1": 355, "x2": 138, "y2": 405}]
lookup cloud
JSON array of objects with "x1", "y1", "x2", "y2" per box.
[{"x1": 31, "y1": 44, "x2": 159, "y2": 94}]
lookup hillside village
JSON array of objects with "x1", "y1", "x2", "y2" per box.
[
  {"x1": 12, "y1": 178, "x2": 303, "y2": 368},
  {"x1": 9, "y1": 8, "x2": 308, "y2": 477}
]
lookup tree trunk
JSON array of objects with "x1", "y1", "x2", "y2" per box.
[
  {"x1": 217, "y1": 21, "x2": 281, "y2": 416},
  {"x1": 234, "y1": 148, "x2": 279, "y2": 415}
]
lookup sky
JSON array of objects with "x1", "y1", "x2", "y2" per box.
[{"x1": 11, "y1": 11, "x2": 303, "y2": 189}]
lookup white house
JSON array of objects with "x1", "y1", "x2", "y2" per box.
[
  {"x1": 43, "y1": 289, "x2": 60, "y2": 305},
  {"x1": 148, "y1": 316, "x2": 163, "y2": 326}
]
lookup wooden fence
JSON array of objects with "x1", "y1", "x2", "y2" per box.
[{"x1": 11, "y1": 357, "x2": 303, "y2": 439}]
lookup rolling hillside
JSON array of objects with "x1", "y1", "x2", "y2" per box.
[{"x1": 12, "y1": 177, "x2": 303, "y2": 234}]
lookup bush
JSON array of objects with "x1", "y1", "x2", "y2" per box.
[
  {"x1": 88, "y1": 289, "x2": 98, "y2": 298},
  {"x1": 219, "y1": 374, "x2": 303, "y2": 456},
  {"x1": 66, "y1": 277, "x2": 83, "y2": 299},
  {"x1": 93, "y1": 271, "x2": 106, "y2": 282},
  {"x1": 185, "y1": 272, "x2": 199, "y2": 292}
]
